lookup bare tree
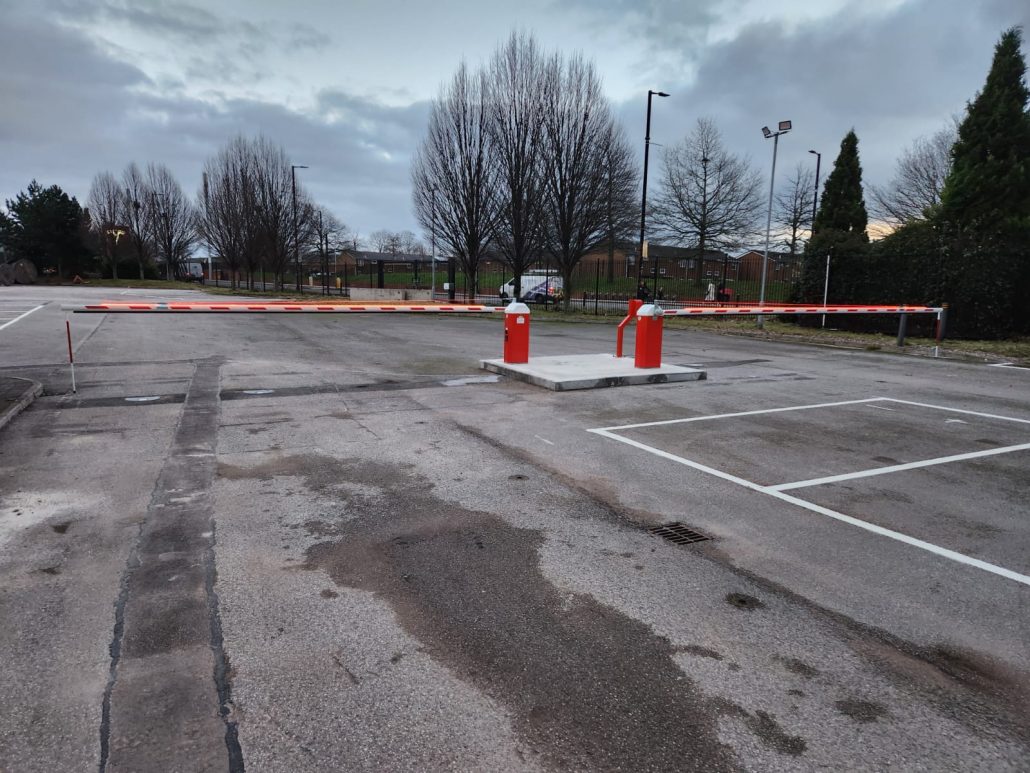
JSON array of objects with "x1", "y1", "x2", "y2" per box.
[
  {"x1": 146, "y1": 164, "x2": 196, "y2": 279},
  {"x1": 539, "y1": 52, "x2": 627, "y2": 309},
  {"x1": 307, "y1": 206, "x2": 348, "y2": 291},
  {"x1": 603, "y1": 127, "x2": 640, "y2": 282},
  {"x1": 412, "y1": 61, "x2": 498, "y2": 300},
  {"x1": 652, "y1": 117, "x2": 764, "y2": 276},
  {"x1": 87, "y1": 171, "x2": 124, "y2": 279},
  {"x1": 486, "y1": 31, "x2": 548, "y2": 300},
  {"x1": 775, "y1": 162, "x2": 816, "y2": 256},
  {"x1": 122, "y1": 163, "x2": 152, "y2": 279},
  {"x1": 398, "y1": 230, "x2": 424, "y2": 255},
  {"x1": 869, "y1": 124, "x2": 956, "y2": 226},
  {"x1": 200, "y1": 138, "x2": 256, "y2": 288},
  {"x1": 251, "y1": 137, "x2": 302, "y2": 289},
  {"x1": 369, "y1": 229, "x2": 403, "y2": 253}
]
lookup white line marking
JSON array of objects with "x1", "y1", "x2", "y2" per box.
[
  {"x1": 595, "y1": 397, "x2": 887, "y2": 431},
  {"x1": 868, "y1": 404, "x2": 896, "y2": 411},
  {"x1": 587, "y1": 429, "x2": 766, "y2": 491},
  {"x1": 533, "y1": 434, "x2": 555, "y2": 446},
  {"x1": 988, "y1": 362, "x2": 1030, "y2": 371},
  {"x1": 764, "y1": 488, "x2": 1030, "y2": 587},
  {"x1": 0, "y1": 304, "x2": 43, "y2": 331},
  {"x1": 945, "y1": 419, "x2": 967, "y2": 424},
  {"x1": 768, "y1": 443, "x2": 1030, "y2": 491},
  {"x1": 589, "y1": 428, "x2": 1030, "y2": 587},
  {"x1": 879, "y1": 397, "x2": 1030, "y2": 425}
]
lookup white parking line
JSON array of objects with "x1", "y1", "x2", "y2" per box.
[
  {"x1": 0, "y1": 304, "x2": 43, "y2": 331},
  {"x1": 588, "y1": 399, "x2": 1030, "y2": 587},
  {"x1": 877, "y1": 397, "x2": 1030, "y2": 425},
  {"x1": 988, "y1": 362, "x2": 1030, "y2": 371},
  {"x1": 594, "y1": 397, "x2": 887, "y2": 432},
  {"x1": 768, "y1": 443, "x2": 1030, "y2": 491}
]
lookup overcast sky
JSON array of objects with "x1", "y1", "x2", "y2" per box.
[{"x1": 2, "y1": 0, "x2": 1027, "y2": 242}]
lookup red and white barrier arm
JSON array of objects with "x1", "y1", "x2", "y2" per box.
[
  {"x1": 62, "y1": 303, "x2": 506, "y2": 313},
  {"x1": 664, "y1": 304, "x2": 942, "y2": 316}
]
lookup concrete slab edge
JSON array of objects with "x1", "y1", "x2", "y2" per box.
[
  {"x1": 0, "y1": 377, "x2": 44, "y2": 433},
  {"x1": 480, "y1": 360, "x2": 706, "y2": 391}
]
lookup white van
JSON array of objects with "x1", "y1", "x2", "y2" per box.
[{"x1": 499, "y1": 272, "x2": 563, "y2": 302}]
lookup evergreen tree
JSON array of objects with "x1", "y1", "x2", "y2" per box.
[
  {"x1": 3, "y1": 180, "x2": 91, "y2": 277},
  {"x1": 938, "y1": 27, "x2": 1030, "y2": 338},
  {"x1": 800, "y1": 130, "x2": 869, "y2": 302}
]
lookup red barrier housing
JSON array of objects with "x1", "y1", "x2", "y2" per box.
[
  {"x1": 503, "y1": 302, "x2": 531, "y2": 363},
  {"x1": 634, "y1": 304, "x2": 664, "y2": 368}
]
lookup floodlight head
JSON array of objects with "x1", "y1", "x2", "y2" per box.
[
  {"x1": 761, "y1": 126, "x2": 772, "y2": 138},
  {"x1": 778, "y1": 120, "x2": 792, "y2": 131}
]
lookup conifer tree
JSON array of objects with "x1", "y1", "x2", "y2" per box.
[
  {"x1": 938, "y1": 27, "x2": 1030, "y2": 337},
  {"x1": 800, "y1": 130, "x2": 869, "y2": 301}
]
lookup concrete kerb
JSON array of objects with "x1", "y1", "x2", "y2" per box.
[{"x1": 0, "y1": 377, "x2": 44, "y2": 432}]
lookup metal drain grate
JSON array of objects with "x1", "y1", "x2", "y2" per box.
[{"x1": 648, "y1": 522, "x2": 711, "y2": 545}]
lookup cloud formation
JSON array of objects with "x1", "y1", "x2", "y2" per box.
[{"x1": 1, "y1": 0, "x2": 1026, "y2": 238}]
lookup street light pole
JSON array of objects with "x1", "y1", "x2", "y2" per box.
[
  {"x1": 808, "y1": 149, "x2": 821, "y2": 227},
  {"x1": 291, "y1": 164, "x2": 308, "y2": 292},
  {"x1": 809, "y1": 149, "x2": 827, "y2": 326},
  {"x1": 637, "y1": 89, "x2": 669, "y2": 296},
  {"x1": 430, "y1": 185, "x2": 437, "y2": 301},
  {"x1": 758, "y1": 120, "x2": 791, "y2": 328}
]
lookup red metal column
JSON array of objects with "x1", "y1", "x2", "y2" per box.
[
  {"x1": 634, "y1": 304, "x2": 664, "y2": 368},
  {"x1": 503, "y1": 302, "x2": 531, "y2": 363}
]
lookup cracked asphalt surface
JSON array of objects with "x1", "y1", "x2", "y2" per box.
[{"x1": 1, "y1": 286, "x2": 1028, "y2": 771}]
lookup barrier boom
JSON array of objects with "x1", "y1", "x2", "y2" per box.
[
  {"x1": 62, "y1": 303, "x2": 505, "y2": 313},
  {"x1": 663, "y1": 304, "x2": 941, "y2": 316}
]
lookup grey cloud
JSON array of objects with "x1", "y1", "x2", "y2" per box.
[
  {"x1": 610, "y1": 0, "x2": 1027, "y2": 202},
  {"x1": 52, "y1": 0, "x2": 226, "y2": 42},
  {"x1": 1, "y1": 5, "x2": 431, "y2": 233},
  {"x1": 288, "y1": 23, "x2": 332, "y2": 51}
]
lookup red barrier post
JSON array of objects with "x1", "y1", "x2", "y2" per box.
[
  {"x1": 616, "y1": 298, "x2": 644, "y2": 358},
  {"x1": 503, "y1": 302, "x2": 531, "y2": 363},
  {"x1": 634, "y1": 304, "x2": 664, "y2": 368}
]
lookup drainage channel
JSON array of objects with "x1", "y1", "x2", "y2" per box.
[
  {"x1": 50, "y1": 375, "x2": 505, "y2": 409},
  {"x1": 648, "y1": 522, "x2": 712, "y2": 545}
]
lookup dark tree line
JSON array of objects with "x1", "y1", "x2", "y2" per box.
[
  {"x1": 800, "y1": 27, "x2": 1030, "y2": 339},
  {"x1": 412, "y1": 32, "x2": 638, "y2": 307}
]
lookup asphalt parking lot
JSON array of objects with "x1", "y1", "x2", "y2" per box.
[{"x1": 1, "y1": 285, "x2": 1028, "y2": 771}]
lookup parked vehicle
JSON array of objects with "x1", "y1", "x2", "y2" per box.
[{"x1": 498, "y1": 272, "x2": 563, "y2": 303}]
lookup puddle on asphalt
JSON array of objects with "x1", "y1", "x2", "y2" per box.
[{"x1": 218, "y1": 451, "x2": 807, "y2": 769}]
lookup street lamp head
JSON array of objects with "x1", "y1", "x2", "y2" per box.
[
  {"x1": 656, "y1": 91, "x2": 670, "y2": 97},
  {"x1": 778, "y1": 120, "x2": 792, "y2": 132},
  {"x1": 808, "y1": 149, "x2": 819, "y2": 155},
  {"x1": 761, "y1": 126, "x2": 772, "y2": 138},
  {"x1": 292, "y1": 164, "x2": 309, "y2": 170}
]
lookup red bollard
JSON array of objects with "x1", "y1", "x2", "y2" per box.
[
  {"x1": 634, "y1": 304, "x2": 664, "y2": 368},
  {"x1": 503, "y1": 302, "x2": 531, "y2": 363}
]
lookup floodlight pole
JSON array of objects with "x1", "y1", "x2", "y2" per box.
[
  {"x1": 758, "y1": 121, "x2": 790, "y2": 328},
  {"x1": 430, "y1": 185, "x2": 437, "y2": 301},
  {"x1": 291, "y1": 164, "x2": 308, "y2": 292},
  {"x1": 638, "y1": 89, "x2": 669, "y2": 295}
]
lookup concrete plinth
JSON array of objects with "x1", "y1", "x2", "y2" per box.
[{"x1": 480, "y1": 353, "x2": 706, "y2": 391}]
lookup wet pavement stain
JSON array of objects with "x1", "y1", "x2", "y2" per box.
[
  {"x1": 726, "y1": 592, "x2": 765, "y2": 610},
  {"x1": 678, "y1": 645, "x2": 724, "y2": 660},
  {"x1": 834, "y1": 698, "x2": 889, "y2": 723},
  {"x1": 744, "y1": 711, "x2": 807, "y2": 756},
  {"x1": 774, "y1": 655, "x2": 821, "y2": 679},
  {"x1": 232, "y1": 453, "x2": 757, "y2": 771}
]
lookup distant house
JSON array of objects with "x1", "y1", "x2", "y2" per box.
[
  {"x1": 732, "y1": 249, "x2": 801, "y2": 282},
  {"x1": 581, "y1": 241, "x2": 733, "y2": 282},
  {"x1": 337, "y1": 249, "x2": 443, "y2": 269}
]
